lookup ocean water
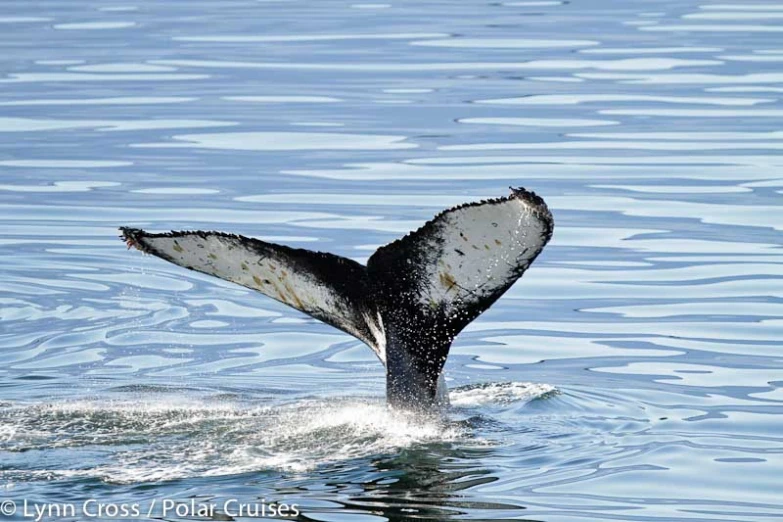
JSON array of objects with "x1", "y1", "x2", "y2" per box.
[{"x1": 1, "y1": 1, "x2": 782, "y2": 521}]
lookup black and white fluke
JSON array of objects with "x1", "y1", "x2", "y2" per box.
[{"x1": 120, "y1": 187, "x2": 554, "y2": 411}]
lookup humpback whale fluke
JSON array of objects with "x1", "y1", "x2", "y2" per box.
[{"x1": 120, "y1": 187, "x2": 553, "y2": 411}]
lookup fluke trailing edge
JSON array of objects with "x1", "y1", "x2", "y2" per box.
[{"x1": 120, "y1": 187, "x2": 554, "y2": 411}]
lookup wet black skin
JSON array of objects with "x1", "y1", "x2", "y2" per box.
[{"x1": 384, "y1": 323, "x2": 451, "y2": 412}]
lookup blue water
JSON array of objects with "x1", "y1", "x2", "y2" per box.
[{"x1": 1, "y1": 1, "x2": 782, "y2": 521}]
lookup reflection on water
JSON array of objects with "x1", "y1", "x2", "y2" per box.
[{"x1": 1, "y1": 0, "x2": 783, "y2": 520}]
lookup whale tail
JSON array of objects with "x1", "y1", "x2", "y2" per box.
[{"x1": 120, "y1": 187, "x2": 553, "y2": 410}]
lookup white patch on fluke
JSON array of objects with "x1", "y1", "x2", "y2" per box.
[
  {"x1": 412, "y1": 196, "x2": 550, "y2": 314},
  {"x1": 149, "y1": 238, "x2": 328, "y2": 315},
  {"x1": 123, "y1": 230, "x2": 383, "y2": 360}
]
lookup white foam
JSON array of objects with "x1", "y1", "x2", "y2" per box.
[
  {"x1": 0, "y1": 425, "x2": 17, "y2": 442},
  {"x1": 0, "y1": 398, "x2": 471, "y2": 482},
  {"x1": 450, "y1": 382, "x2": 556, "y2": 407}
]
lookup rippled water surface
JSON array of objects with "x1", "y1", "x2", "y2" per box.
[{"x1": 1, "y1": 1, "x2": 782, "y2": 521}]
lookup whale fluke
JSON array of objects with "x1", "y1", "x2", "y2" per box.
[
  {"x1": 119, "y1": 228, "x2": 387, "y2": 362},
  {"x1": 120, "y1": 187, "x2": 553, "y2": 411}
]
